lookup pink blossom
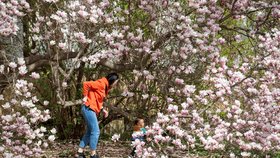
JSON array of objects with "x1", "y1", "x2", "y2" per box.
[
  {"x1": 151, "y1": 96, "x2": 159, "y2": 101},
  {"x1": 241, "y1": 152, "x2": 251, "y2": 157},
  {"x1": 111, "y1": 133, "x2": 120, "y2": 142},
  {"x1": 43, "y1": 101, "x2": 49, "y2": 106},
  {"x1": 17, "y1": 58, "x2": 25, "y2": 65},
  {"x1": 50, "y1": 40, "x2": 56, "y2": 45},
  {"x1": 43, "y1": 142, "x2": 48, "y2": 148},
  {"x1": 62, "y1": 82, "x2": 67, "y2": 88},
  {"x1": 9, "y1": 62, "x2": 17, "y2": 69},
  {"x1": 0, "y1": 146, "x2": 4, "y2": 152},
  {"x1": 74, "y1": 32, "x2": 89, "y2": 44},
  {"x1": 50, "y1": 11, "x2": 68, "y2": 23},
  {"x1": 78, "y1": 10, "x2": 89, "y2": 18},
  {"x1": 167, "y1": 97, "x2": 173, "y2": 103},
  {"x1": 43, "y1": 0, "x2": 59, "y2": 3},
  {"x1": 19, "y1": 65, "x2": 28, "y2": 75},
  {"x1": 2, "y1": 102, "x2": 11, "y2": 109},
  {"x1": 175, "y1": 78, "x2": 184, "y2": 85},
  {"x1": 168, "y1": 105, "x2": 178, "y2": 113},
  {"x1": 50, "y1": 128, "x2": 57, "y2": 134},
  {"x1": 48, "y1": 135, "x2": 55, "y2": 142},
  {"x1": 142, "y1": 94, "x2": 149, "y2": 99},
  {"x1": 182, "y1": 85, "x2": 196, "y2": 96},
  {"x1": 58, "y1": 42, "x2": 67, "y2": 50},
  {"x1": 0, "y1": 65, "x2": 4, "y2": 73}
]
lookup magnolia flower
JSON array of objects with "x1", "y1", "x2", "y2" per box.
[
  {"x1": 142, "y1": 94, "x2": 149, "y2": 99},
  {"x1": 2, "y1": 115, "x2": 13, "y2": 122},
  {"x1": 43, "y1": 101, "x2": 49, "y2": 106},
  {"x1": 30, "y1": 117, "x2": 38, "y2": 124},
  {"x1": 235, "y1": 35, "x2": 242, "y2": 42},
  {"x1": 151, "y1": 96, "x2": 159, "y2": 101},
  {"x1": 43, "y1": 0, "x2": 59, "y2": 2},
  {"x1": 50, "y1": 40, "x2": 56, "y2": 45},
  {"x1": 58, "y1": 42, "x2": 67, "y2": 50},
  {"x1": 48, "y1": 135, "x2": 55, "y2": 142},
  {"x1": 62, "y1": 82, "x2": 68, "y2": 88},
  {"x1": 186, "y1": 98, "x2": 194, "y2": 105},
  {"x1": 30, "y1": 72, "x2": 40, "y2": 79},
  {"x1": 74, "y1": 32, "x2": 88, "y2": 43},
  {"x1": 17, "y1": 58, "x2": 25, "y2": 65},
  {"x1": 241, "y1": 152, "x2": 251, "y2": 157},
  {"x1": 181, "y1": 102, "x2": 188, "y2": 109},
  {"x1": 132, "y1": 139, "x2": 145, "y2": 147},
  {"x1": 121, "y1": 91, "x2": 134, "y2": 97},
  {"x1": 44, "y1": 109, "x2": 50, "y2": 115},
  {"x1": 78, "y1": 10, "x2": 89, "y2": 18},
  {"x1": 169, "y1": 88, "x2": 175, "y2": 93},
  {"x1": 2, "y1": 102, "x2": 11, "y2": 109},
  {"x1": 3, "y1": 152, "x2": 14, "y2": 158},
  {"x1": 40, "y1": 126, "x2": 47, "y2": 133},
  {"x1": 89, "y1": 17, "x2": 98, "y2": 23},
  {"x1": 168, "y1": 104, "x2": 178, "y2": 112},
  {"x1": 111, "y1": 133, "x2": 120, "y2": 142},
  {"x1": 9, "y1": 62, "x2": 17, "y2": 69},
  {"x1": 36, "y1": 140, "x2": 42, "y2": 146},
  {"x1": 0, "y1": 65, "x2": 4, "y2": 73},
  {"x1": 175, "y1": 78, "x2": 184, "y2": 84},
  {"x1": 32, "y1": 96, "x2": 39, "y2": 102},
  {"x1": 43, "y1": 114, "x2": 51, "y2": 122},
  {"x1": 43, "y1": 142, "x2": 49, "y2": 148},
  {"x1": 0, "y1": 146, "x2": 4, "y2": 152},
  {"x1": 183, "y1": 85, "x2": 196, "y2": 95},
  {"x1": 50, "y1": 128, "x2": 57, "y2": 134},
  {"x1": 146, "y1": 74, "x2": 154, "y2": 80},
  {"x1": 143, "y1": 70, "x2": 149, "y2": 76}
]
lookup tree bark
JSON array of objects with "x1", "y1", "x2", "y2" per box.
[{"x1": 0, "y1": 19, "x2": 24, "y2": 63}]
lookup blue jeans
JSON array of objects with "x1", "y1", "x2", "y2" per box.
[{"x1": 79, "y1": 105, "x2": 100, "y2": 150}]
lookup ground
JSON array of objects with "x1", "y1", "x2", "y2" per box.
[
  {"x1": 42, "y1": 139, "x2": 132, "y2": 158},
  {"x1": 42, "y1": 139, "x2": 205, "y2": 158}
]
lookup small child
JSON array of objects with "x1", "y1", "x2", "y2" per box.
[{"x1": 130, "y1": 118, "x2": 146, "y2": 157}]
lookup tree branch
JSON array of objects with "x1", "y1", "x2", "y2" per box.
[
  {"x1": 58, "y1": 99, "x2": 83, "y2": 108},
  {"x1": 24, "y1": 51, "x2": 79, "y2": 68}
]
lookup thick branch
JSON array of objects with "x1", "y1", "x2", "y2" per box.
[
  {"x1": 59, "y1": 99, "x2": 83, "y2": 108},
  {"x1": 99, "y1": 59, "x2": 136, "y2": 71},
  {"x1": 27, "y1": 60, "x2": 49, "y2": 72},
  {"x1": 25, "y1": 51, "x2": 79, "y2": 66}
]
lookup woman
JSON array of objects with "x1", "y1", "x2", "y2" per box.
[{"x1": 77, "y1": 73, "x2": 119, "y2": 158}]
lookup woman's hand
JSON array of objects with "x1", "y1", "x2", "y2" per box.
[
  {"x1": 82, "y1": 96, "x2": 87, "y2": 103},
  {"x1": 103, "y1": 109, "x2": 109, "y2": 118}
]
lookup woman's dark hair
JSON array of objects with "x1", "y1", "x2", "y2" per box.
[{"x1": 106, "y1": 73, "x2": 119, "y2": 86}]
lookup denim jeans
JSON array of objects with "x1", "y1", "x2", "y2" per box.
[{"x1": 79, "y1": 105, "x2": 100, "y2": 150}]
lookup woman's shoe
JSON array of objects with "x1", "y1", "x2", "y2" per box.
[
  {"x1": 90, "y1": 154, "x2": 99, "y2": 158},
  {"x1": 77, "y1": 152, "x2": 86, "y2": 158}
]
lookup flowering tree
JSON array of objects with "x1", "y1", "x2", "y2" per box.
[
  {"x1": 0, "y1": 0, "x2": 280, "y2": 157},
  {"x1": 0, "y1": 58, "x2": 56, "y2": 157},
  {"x1": 125, "y1": 0, "x2": 280, "y2": 157}
]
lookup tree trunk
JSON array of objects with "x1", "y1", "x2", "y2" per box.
[
  {"x1": 0, "y1": 19, "x2": 24, "y2": 92},
  {"x1": 0, "y1": 19, "x2": 24, "y2": 63}
]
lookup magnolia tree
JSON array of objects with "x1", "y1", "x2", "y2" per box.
[
  {"x1": 126, "y1": 1, "x2": 280, "y2": 158},
  {"x1": 0, "y1": 1, "x2": 58, "y2": 157},
  {"x1": 0, "y1": 0, "x2": 280, "y2": 157},
  {"x1": 0, "y1": 58, "x2": 56, "y2": 157}
]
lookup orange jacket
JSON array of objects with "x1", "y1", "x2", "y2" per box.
[{"x1": 83, "y1": 77, "x2": 109, "y2": 114}]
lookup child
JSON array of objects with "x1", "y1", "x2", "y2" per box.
[{"x1": 130, "y1": 118, "x2": 146, "y2": 157}]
